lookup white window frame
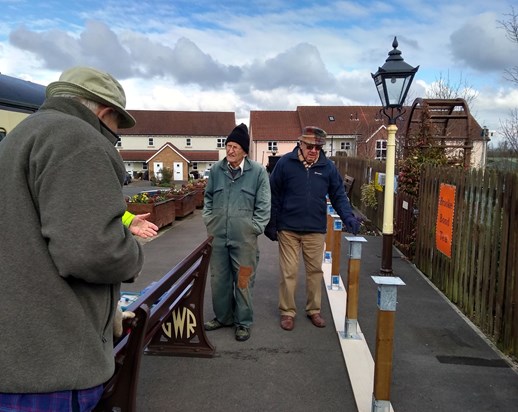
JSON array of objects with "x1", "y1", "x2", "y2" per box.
[
  {"x1": 268, "y1": 141, "x2": 278, "y2": 152},
  {"x1": 375, "y1": 140, "x2": 387, "y2": 160}
]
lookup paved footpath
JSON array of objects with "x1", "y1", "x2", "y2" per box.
[{"x1": 125, "y1": 209, "x2": 518, "y2": 412}]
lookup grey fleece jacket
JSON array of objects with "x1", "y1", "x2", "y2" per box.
[{"x1": 0, "y1": 97, "x2": 143, "y2": 393}]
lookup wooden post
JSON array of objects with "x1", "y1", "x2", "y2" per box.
[
  {"x1": 371, "y1": 276, "x2": 405, "y2": 412},
  {"x1": 373, "y1": 310, "x2": 395, "y2": 401},
  {"x1": 330, "y1": 215, "x2": 342, "y2": 290},
  {"x1": 343, "y1": 236, "x2": 367, "y2": 339}
]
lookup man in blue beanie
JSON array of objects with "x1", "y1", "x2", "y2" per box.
[{"x1": 202, "y1": 123, "x2": 271, "y2": 341}]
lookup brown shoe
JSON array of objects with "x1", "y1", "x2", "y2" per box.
[
  {"x1": 280, "y1": 315, "x2": 295, "y2": 331},
  {"x1": 307, "y1": 313, "x2": 326, "y2": 328}
]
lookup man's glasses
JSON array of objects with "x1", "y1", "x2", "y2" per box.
[{"x1": 303, "y1": 142, "x2": 323, "y2": 151}]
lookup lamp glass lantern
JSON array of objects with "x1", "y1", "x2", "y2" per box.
[{"x1": 372, "y1": 37, "x2": 419, "y2": 114}]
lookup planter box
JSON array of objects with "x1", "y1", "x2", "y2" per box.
[
  {"x1": 170, "y1": 192, "x2": 195, "y2": 218},
  {"x1": 126, "y1": 198, "x2": 175, "y2": 229},
  {"x1": 193, "y1": 189, "x2": 204, "y2": 209}
]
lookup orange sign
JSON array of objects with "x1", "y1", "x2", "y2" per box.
[{"x1": 436, "y1": 184, "x2": 456, "y2": 258}]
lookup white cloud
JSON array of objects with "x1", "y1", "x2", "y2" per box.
[{"x1": 0, "y1": 0, "x2": 516, "y2": 147}]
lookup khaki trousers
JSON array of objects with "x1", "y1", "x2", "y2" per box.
[{"x1": 278, "y1": 230, "x2": 325, "y2": 318}]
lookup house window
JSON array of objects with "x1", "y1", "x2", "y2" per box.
[
  {"x1": 341, "y1": 142, "x2": 351, "y2": 150},
  {"x1": 375, "y1": 140, "x2": 387, "y2": 160},
  {"x1": 115, "y1": 140, "x2": 122, "y2": 147},
  {"x1": 217, "y1": 138, "x2": 225, "y2": 148},
  {"x1": 192, "y1": 162, "x2": 199, "y2": 170},
  {"x1": 268, "y1": 141, "x2": 278, "y2": 153},
  {"x1": 148, "y1": 137, "x2": 154, "y2": 146},
  {"x1": 328, "y1": 115, "x2": 335, "y2": 121},
  {"x1": 186, "y1": 138, "x2": 191, "y2": 147}
]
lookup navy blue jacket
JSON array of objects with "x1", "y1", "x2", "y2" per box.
[{"x1": 269, "y1": 145, "x2": 354, "y2": 233}]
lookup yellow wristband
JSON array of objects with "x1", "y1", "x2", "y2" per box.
[{"x1": 122, "y1": 211, "x2": 135, "y2": 227}]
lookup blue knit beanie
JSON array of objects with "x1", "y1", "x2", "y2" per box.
[{"x1": 225, "y1": 123, "x2": 249, "y2": 153}]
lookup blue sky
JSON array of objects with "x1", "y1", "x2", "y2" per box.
[{"x1": 1, "y1": 0, "x2": 516, "y2": 144}]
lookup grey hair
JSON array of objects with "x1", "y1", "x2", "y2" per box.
[{"x1": 52, "y1": 93, "x2": 120, "y2": 125}]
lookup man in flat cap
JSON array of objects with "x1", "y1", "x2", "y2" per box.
[
  {"x1": 0, "y1": 66, "x2": 144, "y2": 410},
  {"x1": 265, "y1": 126, "x2": 360, "y2": 332},
  {"x1": 203, "y1": 123, "x2": 271, "y2": 342}
]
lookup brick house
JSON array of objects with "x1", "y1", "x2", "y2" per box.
[
  {"x1": 250, "y1": 106, "x2": 397, "y2": 166},
  {"x1": 249, "y1": 103, "x2": 488, "y2": 168},
  {"x1": 117, "y1": 110, "x2": 235, "y2": 178},
  {"x1": 117, "y1": 104, "x2": 488, "y2": 175}
]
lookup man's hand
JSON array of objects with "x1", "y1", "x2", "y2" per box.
[
  {"x1": 344, "y1": 216, "x2": 361, "y2": 235},
  {"x1": 264, "y1": 225, "x2": 278, "y2": 241},
  {"x1": 129, "y1": 213, "x2": 159, "y2": 239}
]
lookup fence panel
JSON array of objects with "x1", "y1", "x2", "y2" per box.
[
  {"x1": 414, "y1": 165, "x2": 516, "y2": 357},
  {"x1": 333, "y1": 158, "x2": 516, "y2": 357}
]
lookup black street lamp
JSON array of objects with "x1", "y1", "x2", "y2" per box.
[{"x1": 371, "y1": 37, "x2": 419, "y2": 276}]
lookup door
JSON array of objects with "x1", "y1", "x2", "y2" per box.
[
  {"x1": 153, "y1": 162, "x2": 163, "y2": 181},
  {"x1": 174, "y1": 162, "x2": 183, "y2": 181}
]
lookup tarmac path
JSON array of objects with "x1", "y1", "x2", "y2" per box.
[{"x1": 123, "y1": 209, "x2": 518, "y2": 412}]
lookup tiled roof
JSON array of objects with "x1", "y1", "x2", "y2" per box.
[
  {"x1": 250, "y1": 104, "x2": 483, "y2": 144},
  {"x1": 250, "y1": 106, "x2": 390, "y2": 142},
  {"x1": 122, "y1": 110, "x2": 236, "y2": 136},
  {"x1": 297, "y1": 105, "x2": 387, "y2": 135},
  {"x1": 182, "y1": 150, "x2": 219, "y2": 162},
  {"x1": 250, "y1": 111, "x2": 301, "y2": 141},
  {"x1": 118, "y1": 150, "x2": 156, "y2": 161}
]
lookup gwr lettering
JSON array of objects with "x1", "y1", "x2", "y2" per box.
[{"x1": 161, "y1": 307, "x2": 197, "y2": 339}]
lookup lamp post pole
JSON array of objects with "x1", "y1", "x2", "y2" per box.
[
  {"x1": 371, "y1": 36, "x2": 419, "y2": 276},
  {"x1": 370, "y1": 37, "x2": 418, "y2": 411},
  {"x1": 380, "y1": 122, "x2": 397, "y2": 275}
]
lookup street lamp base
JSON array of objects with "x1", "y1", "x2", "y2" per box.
[{"x1": 380, "y1": 233, "x2": 394, "y2": 276}]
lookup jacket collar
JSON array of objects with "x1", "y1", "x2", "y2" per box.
[{"x1": 41, "y1": 97, "x2": 120, "y2": 146}]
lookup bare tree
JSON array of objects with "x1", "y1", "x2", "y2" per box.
[
  {"x1": 425, "y1": 71, "x2": 478, "y2": 106},
  {"x1": 496, "y1": 7, "x2": 518, "y2": 156},
  {"x1": 498, "y1": 6, "x2": 518, "y2": 84},
  {"x1": 499, "y1": 108, "x2": 518, "y2": 154}
]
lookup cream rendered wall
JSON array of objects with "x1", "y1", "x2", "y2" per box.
[{"x1": 117, "y1": 135, "x2": 225, "y2": 151}]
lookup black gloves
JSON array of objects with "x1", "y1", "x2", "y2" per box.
[
  {"x1": 344, "y1": 216, "x2": 361, "y2": 235},
  {"x1": 264, "y1": 225, "x2": 278, "y2": 241}
]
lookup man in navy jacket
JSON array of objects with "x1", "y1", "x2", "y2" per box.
[{"x1": 265, "y1": 126, "x2": 360, "y2": 331}]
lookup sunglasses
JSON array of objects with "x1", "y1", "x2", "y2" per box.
[{"x1": 303, "y1": 142, "x2": 323, "y2": 151}]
